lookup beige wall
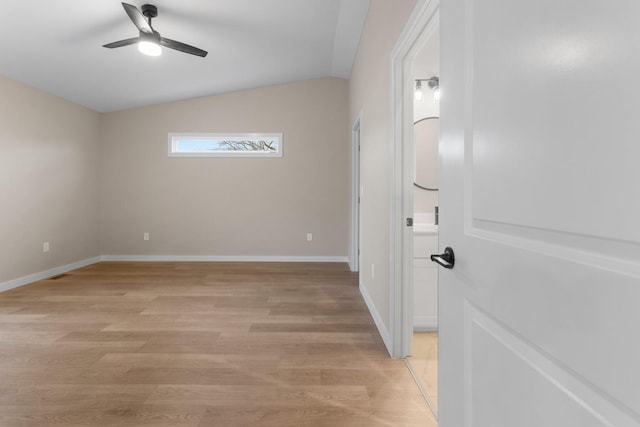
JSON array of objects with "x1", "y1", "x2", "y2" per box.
[
  {"x1": 0, "y1": 76, "x2": 101, "y2": 283},
  {"x1": 100, "y1": 78, "x2": 349, "y2": 258},
  {"x1": 349, "y1": 0, "x2": 417, "y2": 333}
]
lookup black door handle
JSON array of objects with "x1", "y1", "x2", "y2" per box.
[{"x1": 430, "y1": 247, "x2": 455, "y2": 269}]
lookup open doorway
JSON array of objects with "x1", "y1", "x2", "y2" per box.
[
  {"x1": 388, "y1": 0, "x2": 440, "y2": 420},
  {"x1": 406, "y1": 16, "x2": 440, "y2": 417}
]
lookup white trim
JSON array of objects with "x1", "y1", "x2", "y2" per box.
[
  {"x1": 101, "y1": 255, "x2": 348, "y2": 263},
  {"x1": 389, "y1": 0, "x2": 440, "y2": 358},
  {"x1": 0, "y1": 256, "x2": 102, "y2": 293},
  {"x1": 359, "y1": 279, "x2": 392, "y2": 353},
  {"x1": 413, "y1": 315, "x2": 439, "y2": 331},
  {"x1": 349, "y1": 112, "x2": 362, "y2": 272}
]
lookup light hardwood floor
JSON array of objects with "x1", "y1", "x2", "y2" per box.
[
  {"x1": 0, "y1": 262, "x2": 436, "y2": 426},
  {"x1": 407, "y1": 332, "x2": 438, "y2": 414}
]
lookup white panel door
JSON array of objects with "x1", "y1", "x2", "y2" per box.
[{"x1": 439, "y1": 1, "x2": 640, "y2": 426}]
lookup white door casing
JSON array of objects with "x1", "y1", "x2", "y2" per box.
[
  {"x1": 350, "y1": 114, "x2": 362, "y2": 272},
  {"x1": 439, "y1": 0, "x2": 640, "y2": 426},
  {"x1": 390, "y1": 0, "x2": 440, "y2": 359}
]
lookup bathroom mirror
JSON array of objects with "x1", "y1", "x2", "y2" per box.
[{"x1": 414, "y1": 116, "x2": 439, "y2": 191}]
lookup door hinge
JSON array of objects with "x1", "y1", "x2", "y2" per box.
[{"x1": 406, "y1": 218, "x2": 413, "y2": 226}]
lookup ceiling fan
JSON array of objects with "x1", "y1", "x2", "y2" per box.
[{"x1": 103, "y1": 3, "x2": 208, "y2": 58}]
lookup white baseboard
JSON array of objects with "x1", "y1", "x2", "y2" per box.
[
  {"x1": 100, "y1": 255, "x2": 349, "y2": 263},
  {"x1": 413, "y1": 315, "x2": 438, "y2": 331},
  {"x1": 0, "y1": 256, "x2": 102, "y2": 293},
  {"x1": 359, "y1": 280, "x2": 392, "y2": 355}
]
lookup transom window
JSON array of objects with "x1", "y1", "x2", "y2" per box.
[{"x1": 168, "y1": 133, "x2": 283, "y2": 157}]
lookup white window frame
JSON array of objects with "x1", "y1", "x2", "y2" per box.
[{"x1": 168, "y1": 132, "x2": 283, "y2": 158}]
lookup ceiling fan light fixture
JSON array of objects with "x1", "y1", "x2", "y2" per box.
[
  {"x1": 103, "y1": 3, "x2": 207, "y2": 58},
  {"x1": 138, "y1": 40, "x2": 162, "y2": 56}
]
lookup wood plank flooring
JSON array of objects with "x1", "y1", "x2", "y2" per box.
[
  {"x1": 0, "y1": 262, "x2": 436, "y2": 426},
  {"x1": 407, "y1": 332, "x2": 438, "y2": 415}
]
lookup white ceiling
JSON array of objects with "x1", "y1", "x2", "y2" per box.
[{"x1": 0, "y1": 0, "x2": 370, "y2": 112}]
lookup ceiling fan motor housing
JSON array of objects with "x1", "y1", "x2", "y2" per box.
[{"x1": 141, "y1": 4, "x2": 158, "y2": 19}]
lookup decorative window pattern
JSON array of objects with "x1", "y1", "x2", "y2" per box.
[{"x1": 168, "y1": 133, "x2": 283, "y2": 157}]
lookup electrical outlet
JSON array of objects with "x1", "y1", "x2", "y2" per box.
[
  {"x1": 307, "y1": 233, "x2": 313, "y2": 242},
  {"x1": 43, "y1": 242, "x2": 49, "y2": 253},
  {"x1": 371, "y1": 263, "x2": 375, "y2": 279},
  {"x1": 143, "y1": 232, "x2": 150, "y2": 241}
]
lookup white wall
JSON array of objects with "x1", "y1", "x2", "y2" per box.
[
  {"x1": 349, "y1": 0, "x2": 418, "y2": 338},
  {"x1": 100, "y1": 78, "x2": 350, "y2": 259},
  {"x1": 0, "y1": 76, "x2": 101, "y2": 284}
]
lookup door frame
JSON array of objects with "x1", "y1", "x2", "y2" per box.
[
  {"x1": 349, "y1": 113, "x2": 362, "y2": 272},
  {"x1": 389, "y1": 0, "x2": 439, "y2": 358}
]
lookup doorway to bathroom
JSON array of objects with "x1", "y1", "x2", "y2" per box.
[{"x1": 404, "y1": 1, "x2": 440, "y2": 417}]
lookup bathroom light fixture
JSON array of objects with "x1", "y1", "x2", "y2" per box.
[
  {"x1": 415, "y1": 77, "x2": 440, "y2": 101},
  {"x1": 415, "y1": 80, "x2": 424, "y2": 101}
]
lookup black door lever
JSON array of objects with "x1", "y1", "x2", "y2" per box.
[{"x1": 430, "y1": 247, "x2": 455, "y2": 269}]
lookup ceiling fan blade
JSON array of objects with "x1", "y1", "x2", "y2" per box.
[
  {"x1": 103, "y1": 37, "x2": 141, "y2": 49},
  {"x1": 160, "y1": 38, "x2": 208, "y2": 57},
  {"x1": 122, "y1": 2, "x2": 152, "y2": 34}
]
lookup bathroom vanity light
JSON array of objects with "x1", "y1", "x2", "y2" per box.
[
  {"x1": 415, "y1": 77, "x2": 439, "y2": 101},
  {"x1": 415, "y1": 80, "x2": 424, "y2": 101}
]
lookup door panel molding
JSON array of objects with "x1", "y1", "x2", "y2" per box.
[
  {"x1": 464, "y1": 302, "x2": 640, "y2": 427},
  {"x1": 467, "y1": 220, "x2": 640, "y2": 280},
  {"x1": 460, "y1": 0, "x2": 640, "y2": 281}
]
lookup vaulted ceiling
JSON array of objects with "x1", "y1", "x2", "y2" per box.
[{"x1": 0, "y1": 0, "x2": 370, "y2": 112}]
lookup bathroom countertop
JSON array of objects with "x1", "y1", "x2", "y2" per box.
[{"x1": 413, "y1": 223, "x2": 438, "y2": 235}]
